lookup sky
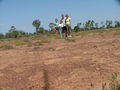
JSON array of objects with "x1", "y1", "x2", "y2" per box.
[{"x1": 0, "y1": 0, "x2": 120, "y2": 33}]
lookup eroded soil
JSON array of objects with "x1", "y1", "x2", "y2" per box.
[{"x1": 0, "y1": 31, "x2": 120, "y2": 90}]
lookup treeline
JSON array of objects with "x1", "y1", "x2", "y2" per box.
[
  {"x1": 0, "y1": 26, "x2": 31, "y2": 39},
  {"x1": 73, "y1": 20, "x2": 120, "y2": 32},
  {"x1": 0, "y1": 20, "x2": 120, "y2": 39},
  {"x1": 0, "y1": 19, "x2": 49, "y2": 39}
]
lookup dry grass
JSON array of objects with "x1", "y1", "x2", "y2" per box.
[{"x1": 0, "y1": 44, "x2": 13, "y2": 50}]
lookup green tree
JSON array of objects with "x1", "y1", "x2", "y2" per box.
[
  {"x1": 95, "y1": 23, "x2": 99, "y2": 29},
  {"x1": 7, "y1": 26, "x2": 18, "y2": 38},
  {"x1": 85, "y1": 20, "x2": 95, "y2": 30},
  {"x1": 84, "y1": 21, "x2": 89, "y2": 30},
  {"x1": 49, "y1": 23, "x2": 55, "y2": 30},
  {"x1": 89, "y1": 20, "x2": 95, "y2": 30},
  {"x1": 74, "y1": 25, "x2": 80, "y2": 32},
  {"x1": 115, "y1": 21, "x2": 120, "y2": 28},
  {"x1": 5, "y1": 26, "x2": 28, "y2": 38},
  {"x1": 106, "y1": 20, "x2": 113, "y2": 28},
  {"x1": 0, "y1": 33, "x2": 4, "y2": 39},
  {"x1": 32, "y1": 19, "x2": 41, "y2": 33},
  {"x1": 74, "y1": 23, "x2": 82, "y2": 32},
  {"x1": 39, "y1": 27, "x2": 45, "y2": 34},
  {"x1": 9, "y1": 26, "x2": 16, "y2": 32},
  {"x1": 100, "y1": 21, "x2": 105, "y2": 29}
]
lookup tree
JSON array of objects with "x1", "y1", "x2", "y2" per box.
[
  {"x1": 7, "y1": 26, "x2": 18, "y2": 38},
  {"x1": 90, "y1": 20, "x2": 95, "y2": 29},
  {"x1": 32, "y1": 19, "x2": 41, "y2": 33},
  {"x1": 0, "y1": 33, "x2": 4, "y2": 39},
  {"x1": 10, "y1": 26, "x2": 16, "y2": 32},
  {"x1": 5, "y1": 26, "x2": 28, "y2": 38},
  {"x1": 84, "y1": 20, "x2": 95, "y2": 30},
  {"x1": 39, "y1": 27, "x2": 45, "y2": 34},
  {"x1": 74, "y1": 25, "x2": 80, "y2": 32},
  {"x1": 95, "y1": 23, "x2": 99, "y2": 29},
  {"x1": 100, "y1": 21, "x2": 105, "y2": 29},
  {"x1": 49, "y1": 23, "x2": 55, "y2": 30},
  {"x1": 105, "y1": 20, "x2": 113, "y2": 28},
  {"x1": 74, "y1": 23, "x2": 82, "y2": 32},
  {"x1": 115, "y1": 21, "x2": 120, "y2": 28}
]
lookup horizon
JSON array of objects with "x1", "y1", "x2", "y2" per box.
[{"x1": 0, "y1": 0, "x2": 120, "y2": 33}]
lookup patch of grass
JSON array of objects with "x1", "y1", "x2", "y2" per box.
[
  {"x1": 33, "y1": 41, "x2": 43, "y2": 46},
  {"x1": 88, "y1": 72, "x2": 120, "y2": 90},
  {"x1": 54, "y1": 36, "x2": 61, "y2": 39},
  {"x1": 22, "y1": 37, "x2": 31, "y2": 42},
  {"x1": 48, "y1": 35, "x2": 61, "y2": 39},
  {"x1": 65, "y1": 38, "x2": 75, "y2": 42},
  {"x1": 0, "y1": 44, "x2": 13, "y2": 50},
  {"x1": 39, "y1": 38, "x2": 49, "y2": 43},
  {"x1": 108, "y1": 72, "x2": 120, "y2": 90},
  {"x1": 15, "y1": 40, "x2": 26, "y2": 46},
  {"x1": 114, "y1": 32, "x2": 120, "y2": 35},
  {"x1": 48, "y1": 35, "x2": 55, "y2": 39},
  {"x1": 32, "y1": 46, "x2": 40, "y2": 51},
  {"x1": 73, "y1": 31, "x2": 89, "y2": 37}
]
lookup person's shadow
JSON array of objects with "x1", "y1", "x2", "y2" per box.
[{"x1": 43, "y1": 68, "x2": 50, "y2": 90}]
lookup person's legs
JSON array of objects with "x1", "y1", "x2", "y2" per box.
[
  {"x1": 62, "y1": 26, "x2": 67, "y2": 37},
  {"x1": 64, "y1": 26, "x2": 68, "y2": 37},
  {"x1": 66, "y1": 25, "x2": 70, "y2": 37},
  {"x1": 55, "y1": 28, "x2": 59, "y2": 36},
  {"x1": 68, "y1": 26, "x2": 71, "y2": 35},
  {"x1": 59, "y1": 28, "x2": 63, "y2": 38},
  {"x1": 66, "y1": 25, "x2": 72, "y2": 37}
]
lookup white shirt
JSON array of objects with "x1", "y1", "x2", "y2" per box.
[
  {"x1": 59, "y1": 23, "x2": 63, "y2": 27},
  {"x1": 61, "y1": 18, "x2": 66, "y2": 26}
]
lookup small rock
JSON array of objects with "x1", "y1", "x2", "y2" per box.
[{"x1": 96, "y1": 67, "x2": 100, "y2": 71}]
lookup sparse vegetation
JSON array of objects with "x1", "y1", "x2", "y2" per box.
[
  {"x1": 88, "y1": 73, "x2": 120, "y2": 90},
  {"x1": 15, "y1": 40, "x2": 26, "y2": 46},
  {"x1": 114, "y1": 32, "x2": 120, "y2": 35},
  {"x1": 0, "y1": 44, "x2": 13, "y2": 50},
  {"x1": 0, "y1": 20, "x2": 119, "y2": 40},
  {"x1": 65, "y1": 38, "x2": 75, "y2": 42}
]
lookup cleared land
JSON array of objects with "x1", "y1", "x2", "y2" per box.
[{"x1": 0, "y1": 28, "x2": 120, "y2": 90}]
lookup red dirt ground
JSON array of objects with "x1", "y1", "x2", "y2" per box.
[{"x1": 0, "y1": 31, "x2": 120, "y2": 90}]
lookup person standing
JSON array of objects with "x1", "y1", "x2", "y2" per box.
[
  {"x1": 58, "y1": 20, "x2": 63, "y2": 38},
  {"x1": 61, "y1": 14, "x2": 67, "y2": 37},
  {"x1": 54, "y1": 19, "x2": 59, "y2": 36},
  {"x1": 65, "y1": 14, "x2": 72, "y2": 37}
]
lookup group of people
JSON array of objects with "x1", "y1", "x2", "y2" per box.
[{"x1": 54, "y1": 14, "x2": 72, "y2": 38}]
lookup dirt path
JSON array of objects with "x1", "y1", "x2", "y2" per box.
[{"x1": 0, "y1": 32, "x2": 120, "y2": 90}]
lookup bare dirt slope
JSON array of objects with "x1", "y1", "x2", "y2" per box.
[{"x1": 0, "y1": 30, "x2": 120, "y2": 90}]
